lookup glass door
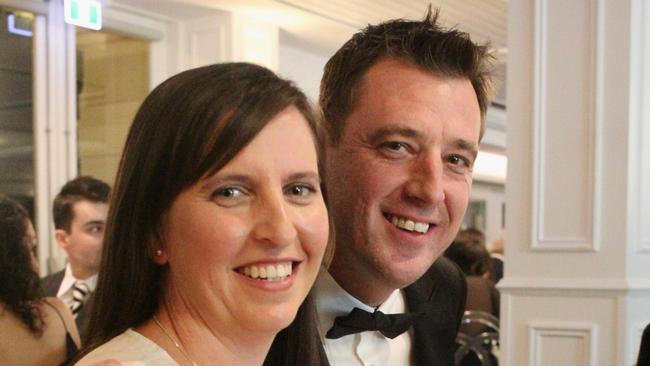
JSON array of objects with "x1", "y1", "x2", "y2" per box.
[
  {"x1": 75, "y1": 28, "x2": 150, "y2": 185},
  {"x1": 1, "y1": 0, "x2": 160, "y2": 275},
  {"x1": 0, "y1": 7, "x2": 35, "y2": 217}
]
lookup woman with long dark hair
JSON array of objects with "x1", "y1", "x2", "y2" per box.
[
  {"x1": 0, "y1": 194, "x2": 81, "y2": 365},
  {"x1": 76, "y1": 63, "x2": 330, "y2": 366}
]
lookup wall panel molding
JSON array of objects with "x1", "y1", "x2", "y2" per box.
[
  {"x1": 629, "y1": 0, "x2": 650, "y2": 253},
  {"x1": 531, "y1": 0, "x2": 604, "y2": 252},
  {"x1": 231, "y1": 14, "x2": 279, "y2": 71},
  {"x1": 499, "y1": 277, "x2": 650, "y2": 294},
  {"x1": 500, "y1": 293, "x2": 515, "y2": 366},
  {"x1": 183, "y1": 15, "x2": 230, "y2": 69},
  {"x1": 529, "y1": 322, "x2": 597, "y2": 366}
]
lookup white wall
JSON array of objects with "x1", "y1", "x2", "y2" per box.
[
  {"x1": 501, "y1": 0, "x2": 650, "y2": 364},
  {"x1": 278, "y1": 41, "x2": 329, "y2": 103}
]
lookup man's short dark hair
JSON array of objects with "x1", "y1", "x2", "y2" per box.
[
  {"x1": 319, "y1": 7, "x2": 495, "y2": 145},
  {"x1": 52, "y1": 176, "x2": 110, "y2": 231}
]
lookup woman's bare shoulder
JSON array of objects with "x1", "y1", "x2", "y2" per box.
[
  {"x1": 84, "y1": 360, "x2": 123, "y2": 366},
  {"x1": 43, "y1": 296, "x2": 67, "y2": 311},
  {"x1": 42, "y1": 296, "x2": 81, "y2": 345}
]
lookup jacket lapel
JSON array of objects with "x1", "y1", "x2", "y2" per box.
[
  {"x1": 405, "y1": 269, "x2": 439, "y2": 366},
  {"x1": 404, "y1": 258, "x2": 466, "y2": 366}
]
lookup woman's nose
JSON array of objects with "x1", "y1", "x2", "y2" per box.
[{"x1": 251, "y1": 194, "x2": 298, "y2": 247}]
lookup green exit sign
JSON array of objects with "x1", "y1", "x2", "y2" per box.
[{"x1": 64, "y1": 0, "x2": 102, "y2": 30}]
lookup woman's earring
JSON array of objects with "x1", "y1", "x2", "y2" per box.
[{"x1": 152, "y1": 248, "x2": 167, "y2": 265}]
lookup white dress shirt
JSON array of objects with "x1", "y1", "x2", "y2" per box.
[
  {"x1": 314, "y1": 269, "x2": 413, "y2": 366},
  {"x1": 56, "y1": 264, "x2": 98, "y2": 309}
]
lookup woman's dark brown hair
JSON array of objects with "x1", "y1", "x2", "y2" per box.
[
  {"x1": 0, "y1": 194, "x2": 43, "y2": 334},
  {"x1": 83, "y1": 63, "x2": 327, "y2": 365}
]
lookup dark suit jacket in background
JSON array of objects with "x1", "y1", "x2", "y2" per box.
[
  {"x1": 403, "y1": 257, "x2": 467, "y2": 366},
  {"x1": 489, "y1": 256, "x2": 503, "y2": 284},
  {"x1": 40, "y1": 270, "x2": 93, "y2": 345},
  {"x1": 638, "y1": 322, "x2": 650, "y2": 366}
]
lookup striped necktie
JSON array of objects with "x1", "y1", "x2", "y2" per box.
[{"x1": 70, "y1": 281, "x2": 90, "y2": 317}]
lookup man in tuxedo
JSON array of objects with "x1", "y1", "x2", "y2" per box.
[
  {"x1": 315, "y1": 8, "x2": 494, "y2": 365},
  {"x1": 41, "y1": 176, "x2": 110, "y2": 345}
]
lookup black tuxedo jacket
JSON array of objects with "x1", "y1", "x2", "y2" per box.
[
  {"x1": 40, "y1": 270, "x2": 94, "y2": 345},
  {"x1": 403, "y1": 257, "x2": 467, "y2": 366}
]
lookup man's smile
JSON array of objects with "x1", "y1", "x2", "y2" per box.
[{"x1": 383, "y1": 212, "x2": 434, "y2": 234}]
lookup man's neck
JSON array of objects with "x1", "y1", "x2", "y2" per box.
[
  {"x1": 69, "y1": 265, "x2": 95, "y2": 281},
  {"x1": 328, "y1": 254, "x2": 394, "y2": 307}
]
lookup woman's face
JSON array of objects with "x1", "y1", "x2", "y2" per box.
[{"x1": 160, "y1": 106, "x2": 328, "y2": 335}]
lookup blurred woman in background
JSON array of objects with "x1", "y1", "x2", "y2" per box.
[
  {"x1": 0, "y1": 194, "x2": 81, "y2": 365},
  {"x1": 444, "y1": 238, "x2": 499, "y2": 319}
]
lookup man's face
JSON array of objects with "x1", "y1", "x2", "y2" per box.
[
  {"x1": 325, "y1": 57, "x2": 481, "y2": 302},
  {"x1": 57, "y1": 200, "x2": 108, "y2": 279}
]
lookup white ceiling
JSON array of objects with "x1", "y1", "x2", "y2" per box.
[
  {"x1": 276, "y1": 0, "x2": 507, "y2": 50},
  {"x1": 112, "y1": 0, "x2": 507, "y2": 58}
]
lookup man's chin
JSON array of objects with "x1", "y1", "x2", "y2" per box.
[{"x1": 378, "y1": 263, "x2": 432, "y2": 290}]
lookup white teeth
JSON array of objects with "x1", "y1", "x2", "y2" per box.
[
  {"x1": 389, "y1": 215, "x2": 430, "y2": 233},
  {"x1": 276, "y1": 263, "x2": 289, "y2": 277},
  {"x1": 414, "y1": 222, "x2": 429, "y2": 233},
  {"x1": 267, "y1": 265, "x2": 277, "y2": 278},
  {"x1": 239, "y1": 262, "x2": 292, "y2": 281}
]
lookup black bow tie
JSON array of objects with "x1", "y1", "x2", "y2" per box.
[{"x1": 326, "y1": 307, "x2": 425, "y2": 339}]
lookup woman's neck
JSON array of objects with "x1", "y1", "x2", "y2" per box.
[{"x1": 137, "y1": 305, "x2": 275, "y2": 366}]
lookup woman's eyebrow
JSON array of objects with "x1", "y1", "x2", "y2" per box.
[
  {"x1": 198, "y1": 173, "x2": 253, "y2": 192},
  {"x1": 284, "y1": 171, "x2": 321, "y2": 184}
]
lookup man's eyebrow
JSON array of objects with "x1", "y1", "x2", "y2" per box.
[
  {"x1": 83, "y1": 220, "x2": 105, "y2": 227},
  {"x1": 366, "y1": 126, "x2": 421, "y2": 143},
  {"x1": 452, "y1": 139, "x2": 479, "y2": 159},
  {"x1": 366, "y1": 126, "x2": 479, "y2": 157}
]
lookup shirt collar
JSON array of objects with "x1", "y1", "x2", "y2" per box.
[
  {"x1": 314, "y1": 267, "x2": 406, "y2": 336},
  {"x1": 56, "y1": 263, "x2": 98, "y2": 297}
]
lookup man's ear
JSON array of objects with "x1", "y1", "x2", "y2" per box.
[{"x1": 54, "y1": 229, "x2": 70, "y2": 249}]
